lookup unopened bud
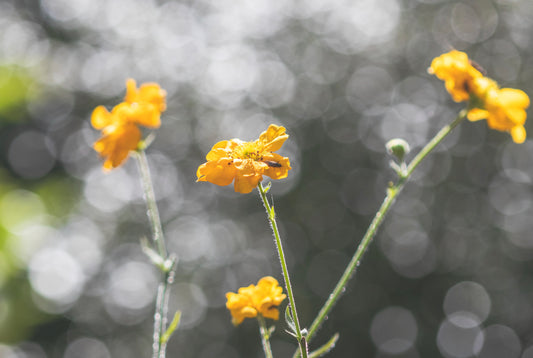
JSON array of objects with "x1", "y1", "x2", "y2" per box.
[{"x1": 386, "y1": 138, "x2": 410, "y2": 162}]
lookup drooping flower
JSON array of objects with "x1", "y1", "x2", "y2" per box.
[
  {"x1": 91, "y1": 79, "x2": 166, "y2": 170},
  {"x1": 428, "y1": 50, "x2": 483, "y2": 102},
  {"x1": 226, "y1": 276, "x2": 286, "y2": 326},
  {"x1": 467, "y1": 87, "x2": 529, "y2": 144},
  {"x1": 197, "y1": 124, "x2": 292, "y2": 193},
  {"x1": 429, "y1": 50, "x2": 529, "y2": 143}
]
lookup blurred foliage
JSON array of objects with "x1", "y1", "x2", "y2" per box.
[
  {"x1": 0, "y1": 170, "x2": 78, "y2": 344},
  {"x1": 0, "y1": 66, "x2": 36, "y2": 123}
]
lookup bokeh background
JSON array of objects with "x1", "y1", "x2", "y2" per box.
[{"x1": 1, "y1": 0, "x2": 533, "y2": 357}]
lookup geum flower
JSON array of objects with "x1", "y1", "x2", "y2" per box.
[
  {"x1": 226, "y1": 276, "x2": 286, "y2": 326},
  {"x1": 428, "y1": 49, "x2": 483, "y2": 102},
  {"x1": 467, "y1": 86, "x2": 529, "y2": 144},
  {"x1": 91, "y1": 79, "x2": 166, "y2": 170},
  {"x1": 197, "y1": 124, "x2": 291, "y2": 193},
  {"x1": 429, "y1": 50, "x2": 529, "y2": 143}
]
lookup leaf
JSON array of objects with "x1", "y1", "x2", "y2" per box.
[
  {"x1": 285, "y1": 305, "x2": 297, "y2": 336},
  {"x1": 140, "y1": 237, "x2": 165, "y2": 270},
  {"x1": 160, "y1": 311, "x2": 181, "y2": 344},
  {"x1": 268, "y1": 325, "x2": 276, "y2": 336}
]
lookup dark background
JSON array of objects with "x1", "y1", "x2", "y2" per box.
[{"x1": 1, "y1": 0, "x2": 533, "y2": 357}]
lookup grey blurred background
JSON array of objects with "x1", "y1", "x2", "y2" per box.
[{"x1": 0, "y1": 0, "x2": 533, "y2": 357}]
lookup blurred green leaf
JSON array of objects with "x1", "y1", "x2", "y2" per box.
[{"x1": 0, "y1": 66, "x2": 37, "y2": 122}]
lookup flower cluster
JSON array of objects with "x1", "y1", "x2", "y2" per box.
[
  {"x1": 429, "y1": 50, "x2": 529, "y2": 143},
  {"x1": 226, "y1": 276, "x2": 286, "y2": 326},
  {"x1": 197, "y1": 124, "x2": 291, "y2": 193},
  {"x1": 91, "y1": 79, "x2": 167, "y2": 170}
]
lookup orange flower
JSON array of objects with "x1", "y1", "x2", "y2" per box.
[
  {"x1": 467, "y1": 87, "x2": 529, "y2": 144},
  {"x1": 428, "y1": 50, "x2": 483, "y2": 102},
  {"x1": 91, "y1": 79, "x2": 166, "y2": 170},
  {"x1": 429, "y1": 50, "x2": 529, "y2": 143},
  {"x1": 197, "y1": 124, "x2": 292, "y2": 193},
  {"x1": 226, "y1": 276, "x2": 286, "y2": 325}
]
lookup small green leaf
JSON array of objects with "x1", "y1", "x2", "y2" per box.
[
  {"x1": 140, "y1": 237, "x2": 165, "y2": 270},
  {"x1": 268, "y1": 325, "x2": 276, "y2": 336},
  {"x1": 285, "y1": 305, "x2": 297, "y2": 336},
  {"x1": 308, "y1": 333, "x2": 339, "y2": 358},
  {"x1": 269, "y1": 205, "x2": 276, "y2": 220},
  {"x1": 264, "y1": 181, "x2": 272, "y2": 193},
  {"x1": 160, "y1": 311, "x2": 181, "y2": 344}
]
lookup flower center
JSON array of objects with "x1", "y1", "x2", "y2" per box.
[{"x1": 232, "y1": 141, "x2": 264, "y2": 160}]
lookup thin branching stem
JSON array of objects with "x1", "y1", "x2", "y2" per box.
[
  {"x1": 258, "y1": 183, "x2": 308, "y2": 358},
  {"x1": 135, "y1": 150, "x2": 167, "y2": 258},
  {"x1": 134, "y1": 150, "x2": 174, "y2": 358},
  {"x1": 257, "y1": 316, "x2": 274, "y2": 358},
  {"x1": 293, "y1": 110, "x2": 467, "y2": 357}
]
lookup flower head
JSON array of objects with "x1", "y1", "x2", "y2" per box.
[
  {"x1": 226, "y1": 276, "x2": 286, "y2": 325},
  {"x1": 429, "y1": 50, "x2": 529, "y2": 143},
  {"x1": 428, "y1": 50, "x2": 483, "y2": 102},
  {"x1": 91, "y1": 79, "x2": 166, "y2": 170},
  {"x1": 197, "y1": 124, "x2": 292, "y2": 193},
  {"x1": 467, "y1": 87, "x2": 529, "y2": 143}
]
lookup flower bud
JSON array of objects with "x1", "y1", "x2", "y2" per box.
[{"x1": 386, "y1": 138, "x2": 410, "y2": 162}]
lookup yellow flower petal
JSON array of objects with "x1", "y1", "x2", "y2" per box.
[
  {"x1": 511, "y1": 126, "x2": 526, "y2": 144},
  {"x1": 259, "y1": 124, "x2": 289, "y2": 152},
  {"x1": 233, "y1": 160, "x2": 264, "y2": 193},
  {"x1": 125, "y1": 78, "x2": 167, "y2": 112},
  {"x1": 113, "y1": 102, "x2": 161, "y2": 129},
  {"x1": 93, "y1": 123, "x2": 141, "y2": 171},
  {"x1": 428, "y1": 50, "x2": 483, "y2": 102},
  {"x1": 262, "y1": 153, "x2": 291, "y2": 180},
  {"x1": 205, "y1": 141, "x2": 233, "y2": 161},
  {"x1": 225, "y1": 292, "x2": 257, "y2": 325},
  {"x1": 467, "y1": 108, "x2": 489, "y2": 122},
  {"x1": 196, "y1": 158, "x2": 236, "y2": 186},
  {"x1": 498, "y1": 89, "x2": 530, "y2": 119},
  {"x1": 253, "y1": 276, "x2": 286, "y2": 320},
  {"x1": 132, "y1": 103, "x2": 162, "y2": 128},
  {"x1": 91, "y1": 105, "x2": 115, "y2": 130},
  {"x1": 471, "y1": 87, "x2": 529, "y2": 142},
  {"x1": 470, "y1": 77, "x2": 499, "y2": 105}
]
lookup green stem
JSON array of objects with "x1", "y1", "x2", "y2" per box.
[
  {"x1": 135, "y1": 150, "x2": 167, "y2": 259},
  {"x1": 134, "y1": 150, "x2": 173, "y2": 358},
  {"x1": 258, "y1": 183, "x2": 308, "y2": 358},
  {"x1": 257, "y1": 315, "x2": 274, "y2": 358},
  {"x1": 153, "y1": 275, "x2": 173, "y2": 358},
  {"x1": 404, "y1": 110, "x2": 466, "y2": 178},
  {"x1": 293, "y1": 110, "x2": 467, "y2": 357}
]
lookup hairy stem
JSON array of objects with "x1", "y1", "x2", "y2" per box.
[
  {"x1": 294, "y1": 110, "x2": 467, "y2": 357},
  {"x1": 258, "y1": 316, "x2": 274, "y2": 358},
  {"x1": 134, "y1": 150, "x2": 173, "y2": 358},
  {"x1": 258, "y1": 183, "x2": 308, "y2": 358}
]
